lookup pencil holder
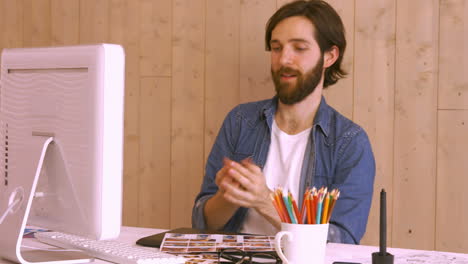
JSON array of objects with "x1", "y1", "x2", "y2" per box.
[{"x1": 274, "y1": 223, "x2": 329, "y2": 264}]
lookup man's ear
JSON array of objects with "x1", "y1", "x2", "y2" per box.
[{"x1": 323, "y1": 46, "x2": 339, "y2": 68}]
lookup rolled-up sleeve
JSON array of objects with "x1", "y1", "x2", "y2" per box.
[{"x1": 192, "y1": 194, "x2": 214, "y2": 230}]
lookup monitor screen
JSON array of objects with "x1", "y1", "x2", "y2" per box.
[{"x1": 0, "y1": 44, "x2": 125, "y2": 262}]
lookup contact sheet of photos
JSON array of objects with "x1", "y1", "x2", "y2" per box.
[
  {"x1": 161, "y1": 233, "x2": 275, "y2": 253},
  {"x1": 160, "y1": 233, "x2": 275, "y2": 264}
]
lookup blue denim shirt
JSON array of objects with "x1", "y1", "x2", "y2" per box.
[{"x1": 192, "y1": 96, "x2": 375, "y2": 244}]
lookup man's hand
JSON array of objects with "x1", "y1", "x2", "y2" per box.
[
  {"x1": 217, "y1": 158, "x2": 272, "y2": 211},
  {"x1": 214, "y1": 158, "x2": 240, "y2": 194},
  {"x1": 205, "y1": 157, "x2": 281, "y2": 230}
]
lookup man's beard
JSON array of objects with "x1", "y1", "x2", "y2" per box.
[{"x1": 271, "y1": 55, "x2": 324, "y2": 105}]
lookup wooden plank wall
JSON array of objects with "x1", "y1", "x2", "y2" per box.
[{"x1": 0, "y1": 0, "x2": 467, "y2": 253}]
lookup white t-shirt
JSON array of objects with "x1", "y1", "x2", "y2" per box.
[{"x1": 240, "y1": 120, "x2": 311, "y2": 235}]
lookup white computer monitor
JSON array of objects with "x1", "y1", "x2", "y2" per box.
[{"x1": 0, "y1": 44, "x2": 125, "y2": 263}]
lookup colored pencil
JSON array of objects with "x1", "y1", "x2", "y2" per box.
[
  {"x1": 290, "y1": 191, "x2": 302, "y2": 224},
  {"x1": 321, "y1": 193, "x2": 330, "y2": 224},
  {"x1": 283, "y1": 194, "x2": 296, "y2": 224},
  {"x1": 326, "y1": 190, "x2": 340, "y2": 223},
  {"x1": 270, "y1": 193, "x2": 286, "y2": 222},
  {"x1": 316, "y1": 190, "x2": 325, "y2": 225},
  {"x1": 305, "y1": 195, "x2": 312, "y2": 224},
  {"x1": 300, "y1": 189, "x2": 309, "y2": 224},
  {"x1": 311, "y1": 190, "x2": 317, "y2": 224},
  {"x1": 276, "y1": 189, "x2": 291, "y2": 223}
]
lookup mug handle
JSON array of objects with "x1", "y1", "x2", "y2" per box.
[{"x1": 274, "y1": 231, "x2": 293, "y2": 264}]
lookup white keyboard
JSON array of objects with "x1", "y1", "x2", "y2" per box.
[{"x1": 35, "y1": 231, "x2": 186, "y2": 264}]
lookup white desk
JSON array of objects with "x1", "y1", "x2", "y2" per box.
[{"x1": 2, "y1": 226, "x2": 468, "y2": 264}]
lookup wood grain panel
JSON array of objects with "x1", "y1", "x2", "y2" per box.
[
  {"x1": 0, "y1": 0, "x2": 23, "y2": 50},
  {"x1": 138, "y1": 77, "x2": 172, "y2": 228},
  {"x1": 79, "y1": 0, "x2": 109, "y2": 43},
  {"x1": 239, "y1": 0, "x2": 275, "y2": 103},
  {"x1": 23, "y1": 0, "x2": 51, "y2": 47},
  {"x1": 171, "y1": 0, "x2": 205, "y2": 229},
  {"x1": 139, "y1": 0, "x2": 171, "y2": 77},
  {"x1": 439, "y1": 0, "x2": 468, "y2": 109},
  {"x1": 354, "y1": 0, "x2": 396, "y2": 247},
  {"x1": 51, "y1": 0, "x2": 79, "y2": 45},
  {"x1": 393, "y1": 0, "x2": 439, "y2": 250},
  {"x1": 204, "y1": 0, "x2": 240, "y2": 163},
  {"x1": 276, "y1": 0, "x2": 295, "y2": 8},
  {"x1": 322, "y1": 0, "x2": 355, "y2": 120},
  {"x1": 436, "y1": 110, "x2": 468, "y2": 253},
  {"x1": 108, "y1": 0, "x2": 141, "y2": 227}
]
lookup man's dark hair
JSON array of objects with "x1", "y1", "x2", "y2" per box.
[{"x1": 265, "y1": 0, "x2": 346, "y2": 88}]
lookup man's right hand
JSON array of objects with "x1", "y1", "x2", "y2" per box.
[
  {"x1": 215, "y1": 158, "x2": 241, "y2": 195},
  {"x1": 204, "y1": 158, "x2": 281, "y2": 231}
]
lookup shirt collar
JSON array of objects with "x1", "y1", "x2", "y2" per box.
[
  {"x1": 313, "y1": 96, "x2": 331, "y2": 137},
  {"x1": 261, "y1": 96, "x2": 331, "y2": 137}
]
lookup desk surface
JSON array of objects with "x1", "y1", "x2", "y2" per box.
[{"x1": 3, "y1": 226, "x2": 468, "y2": 264}]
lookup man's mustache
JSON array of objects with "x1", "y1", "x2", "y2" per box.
[{"x1": 276, "y1": 67, "x2": 301, "y2": 76}]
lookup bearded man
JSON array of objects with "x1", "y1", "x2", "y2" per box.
[{"x1": 192, "y1": 0, "x2": 375, "y2": 244}]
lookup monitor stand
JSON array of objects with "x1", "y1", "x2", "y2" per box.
[{"x1": 0, "y1": 136, "x2": 92, "y2": 264}]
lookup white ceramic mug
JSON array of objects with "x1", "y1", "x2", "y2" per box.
[{"x1": 274, "y1": 223, "x2": 329, "y2": 264}]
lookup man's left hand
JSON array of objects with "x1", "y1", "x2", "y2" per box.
[{"x1": 219, "y1": 158, "x2": 272, "y2": 210}]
